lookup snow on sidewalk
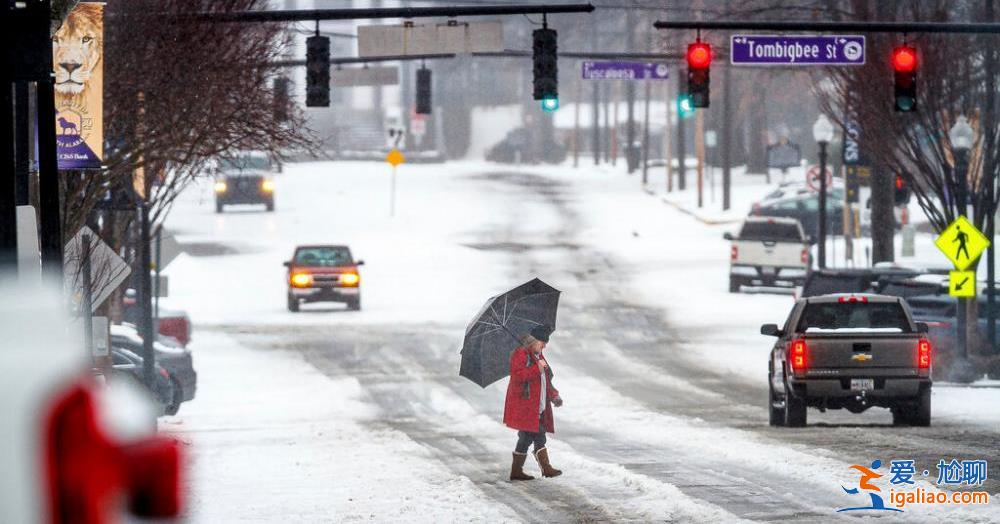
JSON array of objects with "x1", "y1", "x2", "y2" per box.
[{"x1": 160, "y1": 330, "x2": 518, "y2": 523}]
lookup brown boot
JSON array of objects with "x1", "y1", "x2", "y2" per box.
[
  {"x1": 510, "y1": 452, "x2": 535, "y2": 481},
  {"x1": 534, "y1": 447, "x2": 562, "y2": 478}
]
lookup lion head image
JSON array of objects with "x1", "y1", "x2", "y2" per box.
[{"x1": 53, "y1": 3, "x2": 103, "y2": 97}]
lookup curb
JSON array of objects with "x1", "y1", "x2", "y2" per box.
[{"x1": 659, "y1": 197, "x2": 744, "y2": 226}]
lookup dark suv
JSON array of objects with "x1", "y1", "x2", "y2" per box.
[
  {"x1": 284, "y1": 245, "x2": 364, "y2": 312},
  {"x1": 213, "y1": 152, "x2": 277, "y2": 212}
]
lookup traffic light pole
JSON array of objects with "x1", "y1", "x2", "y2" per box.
[
  {"x1": 183, "y1": 4, "x2": 595, "y2": 23},
  {"x1": 818, "y1": 141, "x2": 828, "y2": 268},
  {"x1": 986, "y1": 0, "x2": 997, "y2": 356}
]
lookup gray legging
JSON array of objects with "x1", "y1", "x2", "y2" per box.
[{"x1": 514, "y1": 415, "x2": 547, "y2": 454}]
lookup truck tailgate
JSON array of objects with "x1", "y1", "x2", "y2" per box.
[
  {"x1": 735, "y1": 239, "x2": 806, "y2": 267},
  {"x1": 803, "y1": 334, "x2": 921, "y2": 369}
]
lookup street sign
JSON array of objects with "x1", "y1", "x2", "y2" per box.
[
  {"x1": 92, "y1": 316, "x2": 110, "y2": 357},
  {"x1": 358, "y1": 21, "x2": 503, "y2": 57},
  {"x1": 843, "y1": 121, "x2": 862, "y2": 165},
  {"x1": 730, "y1": 35, "x2": 865, "y2": 66},
  {"x1": 64, "y1": 226, "x2": 132, "y2": 313},
  {"x1": 935, "y1": 216, "x2": 990, "y2": 271},
  {"x1": 806, "y1": 164, "x2": 833, "y2": 192},
  {"x1": 153, "y1": 229, "x2": 183, "y2": 269},
  {"x1": 332, "y1": 67, "x2": 399, "y2": 87},
  {"x1": 949, "y1": 270, "x2": 976, "y2": 298},
  {"x1": 767, "y1": 142, "x2": 801, "y2": 169},
  {"x1": 581, "y1": 61, "x2": 670, "y2": 80},
  {"x1": 386, "y1": 148, "x2": 405, "y2": 167}
]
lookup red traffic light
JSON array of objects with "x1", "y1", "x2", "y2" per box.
[
  {"x1": 892, "y1": 45, "x2": 917, "y2": 73},
  {"x1": 895, "y1": 174, "x2": 905, "y2": 190},
  {"x1": 687, "y1": 42, "x2": 712, "y2": 70}
]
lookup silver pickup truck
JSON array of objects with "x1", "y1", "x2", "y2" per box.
[{"x1": 761, "y1": 293, "x2": 932, "y2": 427}]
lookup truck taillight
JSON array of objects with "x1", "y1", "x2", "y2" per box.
[
  {"x1": 801, "y1": 248, "x2": 809, "y2": 265},
  {"x1": 790, "y1": 339, "x2": 808, "y2": 372},
  {"x1": 918, "y1": 339, "x2": 931, "y2": 369},
  {"x1": 731, "y1": 246, "x2": 738, "y2": 261},
  {"x1": 45, "y1": 382, "x2": 182, "y2": 523}
]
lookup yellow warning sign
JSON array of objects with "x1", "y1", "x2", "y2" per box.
[
  {"x1": 934, "y1": 216, "x2": 990, "y2": 270},
  {"x1": 949, "y1": 270, "x2": 976, "y2": 298},
  {"x1": 386, "y1": 148, "x2": 405, "y2": 167}
]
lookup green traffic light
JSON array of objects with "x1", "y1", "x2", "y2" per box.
[
  {"x1": 541, "y1": 96, "x2": 559, "y2": 112},
  {"x1": 677, "y1": 95, "x2": 695, "y2": 119}
]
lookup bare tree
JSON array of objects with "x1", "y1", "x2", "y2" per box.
[{"x1": 58, "y1": 0, "x2": 314, "y2": 241}]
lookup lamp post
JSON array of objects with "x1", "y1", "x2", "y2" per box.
[
  {"x1": 950, "y1": 115, "x2": 974, "y2": 364},
  {"x1": 813, "y1": 114, "x2": 835, "y2": 269}
]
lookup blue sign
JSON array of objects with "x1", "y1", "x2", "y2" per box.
[
  {"x1": 581, "y1": 61, "x2": 670, "y2": 80},
  {"x1": 730, "y1": 35, "x2": 865, "y2": 66}
]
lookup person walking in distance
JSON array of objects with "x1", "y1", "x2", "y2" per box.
[{"x1": 503, "y1": 325, "x2": 563, "y2": 481}]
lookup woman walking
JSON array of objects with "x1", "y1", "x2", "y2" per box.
[{"x1": 503, "y1": 325, "x2": 563, "y2": 481}]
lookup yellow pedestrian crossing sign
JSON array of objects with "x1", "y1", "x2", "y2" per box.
[
  {"x1": 934, "y1": 216, "x2": 990, "y2": 270},
  {"x1": 949, "y1": 270, "x2": 976, "y2": 298}
]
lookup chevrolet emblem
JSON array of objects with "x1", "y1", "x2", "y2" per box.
[{"x1": 852, "y1": 354, "x2": 873, "y2": 362}]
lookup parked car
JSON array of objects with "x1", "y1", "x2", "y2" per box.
[
  {"x1": 758, "y1": 181, "x2": 845, "y2": 208},
  {"x1": 906, "y1": 293, "x2": 1000, "y2": 358},
  {"x1": 122, "y1": 290, "x2": 193, "y2": 347},
  {"x1": 724, "y1": 216, "x2": 810, "y2": 292},
  {"x1": 797, "y1": 266, "x2": 923, "y2": 299},
  {"x1": 111, "y1": 324, "x2": 197, "y2": 416},
  {"x1": 109, "y1": 346, "x2": 176, "y2": 415},
  {"x1": 213, "y1": 151, "x2": 278, "y2": 212},
  {"x1": 762, "y1": 293, "x2": 932, "y2": 427},
  {"x1": 749, "y1": 192, "x2": 844, "y2": 237},
  {"x1": 485, "y1": 127, "x2": 567, "y2": 164},
  {"x1": 285, "y1": 245, "x2": 364, "y2": 312}
]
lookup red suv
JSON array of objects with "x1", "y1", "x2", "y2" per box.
[{"x1": 284, "y1": 245, "x2": 364, "y2": 312}]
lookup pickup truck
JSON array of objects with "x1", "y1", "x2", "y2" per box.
[
  {"x1": 724, "y1": 216, "x2": 810, "y2": 293},
  {"x1": 761, "y1": 293, "x2": 932, "y2": 427}
]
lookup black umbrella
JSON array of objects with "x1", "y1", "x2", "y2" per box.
[{"x1": 460, "y1": 278, "x2": 561, "y2": 388}]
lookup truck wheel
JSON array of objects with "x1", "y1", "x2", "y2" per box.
[
  {"x1": 910, "y1": 387, "x2": 931, "y2": 427},
  {"x1": 768, "y1": 378, "x2": 785, "y2": 427},
  {"x1": 287, "y1": 295, "x2": 300, "y2": 312},
  {"x1": 891, "y1": 406, "x2": 907, "y2": 426},
  {"x1": 729, "y1": 276, "x2": 741, "y2": 293},
  {"x1": 216, "y1": 201, "x2": 224, "y2": 213},
  {"x1": 783, "y1": 380, "x2": 807, "y2": 427},
  {"x1": 165, "y1": 378, "x2": 182, "y2": 416},
  {"x1": 347, "y1": 297, "x2": 361, "y2": 311},
  {"x1": 266, "y1": 200, "x2": 275, "y2": 212}
]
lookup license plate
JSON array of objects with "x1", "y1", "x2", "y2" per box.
[
  {"x1": 850, "y1": 378, "x2": 875, "y2": 391},
  {"x1": 761, "y1": 267, "x2": 776, "y2": 276}
]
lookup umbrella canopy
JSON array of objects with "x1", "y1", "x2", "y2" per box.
[{"x1": 460, "y1": 278, "x2": 561, "y2": 388}]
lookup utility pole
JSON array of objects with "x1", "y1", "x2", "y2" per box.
[
  {"x1": 695, "y1": 109, "x2": 705, "y2": 207},
  {"x1": 664, "y1": 78, "x2": 673, "y2": 192},
  {"x1": 986, "y1": 0, "x2": 997, "y2": 355},
  {"x1": 14, "y1": 82, "x2": 29, "y2": 206},
  {"x1": 625, "y1": 9, "x2": 636, "y2": 173},
  {"x1": 591, "y1": 20, "x2": 600, "y2": 165},
  {"x1": 722, "y1": 61, "x2": 732, "y2": 210},
  {"x1": 676, "y1": 73, "x2": 687, "y2": 190}
]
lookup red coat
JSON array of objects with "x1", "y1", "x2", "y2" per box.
[{"x1": 503, "y1": 347, "x2": 559, "y2": 433}]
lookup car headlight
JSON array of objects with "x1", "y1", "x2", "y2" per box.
[
  {"x1": 261, "y1": 179, "x2": 275, "y2": 193},
  {"x1": 214, "y1": 181, "x2": 227, "y2": 193},
  {"x1": 340, "y1": 273, "x2": 360, "y2": 286},
  {"x1": 290, "y1": 273, "x2": 313, "y2": 287}
]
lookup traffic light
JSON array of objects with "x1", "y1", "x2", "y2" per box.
[
  {"x1": 416, "y1": 67, "x2": 432, "y2": 115},
  {"x1": 677, "y1": 94, "x2": 695, "y2": 119},
  {"x1": 306, "y1": 35, "x2": 330, "y2": 107},
  {"x1": 532, "y1": 27, "x2": 558, "y2": 107},
  {"x1": 686, "y1": 41, "x2": 711, "y2": 108},
  {"x1": 894, "y1": 174, "x2": 912, "y2": 204},
  {"x1": 273, "y1": 77, "x2": 290, "y2": 122},
  {"x1": 892, "y1": 44, "x2": 917, "y2": 112}
]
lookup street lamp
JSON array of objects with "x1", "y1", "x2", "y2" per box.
[
  {"x1": 949, "y1": 115, "x2": 974, "y2": 368},
  {"x1": 813, "y1": 114, "x2": 835, "y2": 269}
]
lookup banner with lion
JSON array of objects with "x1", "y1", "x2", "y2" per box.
[{"x1": 53, "y1": 2, "x2": 104, "y2": 170}]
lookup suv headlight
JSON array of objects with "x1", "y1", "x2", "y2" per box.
[
  {"x1": 261, "y1": 179, "x2": 275, "y2": 193},
  {"x1": 214, "y1": 181, "x2": 227, "y2": 193},
  {"x1": 290, "y1": 273, "x2": 313, "y2": 287}
]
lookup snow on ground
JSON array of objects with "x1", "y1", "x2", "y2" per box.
[
  {"x1": 162, "y1": 158, "x2": 1000, "y2": 520},
  {"x1": 162, "y1": 330, "x2": 520, "y2": 523}
]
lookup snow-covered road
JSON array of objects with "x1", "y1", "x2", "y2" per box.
[{"x1": 161, "y1": 161, "x2": 1000, "y2": 522}]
